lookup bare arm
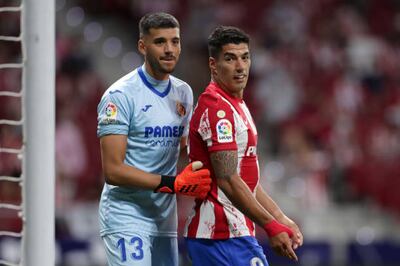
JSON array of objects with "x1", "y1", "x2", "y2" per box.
[
  {"x1": 210, "y1": 150, "x2": 297, "y2": 260},
  {"x1": 100, "y1": 134, "x2": 161, "y2": 188},
  {"x1": 210, "y1": 150, "x2": 274, "y2": 226},
  {"x1": 256, "y1": 185, "x2": 303, "y2": 249}
]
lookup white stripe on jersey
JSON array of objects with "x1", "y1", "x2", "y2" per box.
[
  {"x1": 195, "y1": 200, "x2": 216, "y2": 238},
  {"x1": 216, "y1": 185, "x2": 253, "y2": 238},
  {"x1": 239, "y1": 102, "x2": 258, "y2": 135}
]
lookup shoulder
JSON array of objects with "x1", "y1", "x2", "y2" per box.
[
  {"x1": 170, "y1": 75, "x2": 193, "y2": 102},
  {"x1": 102, "y1": 69, "x2": 141, "y2": 99},
  {"x1": 197, "y1": 88, "x2": 231, "y2": 112},
  {"x1": 98, "y1": 70, "x2": 141, "y2": 112},
  {"x1": 170, "y1": 75, "x2": 192, "y2": 93}
]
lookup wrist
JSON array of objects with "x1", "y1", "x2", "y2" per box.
[
  {"x1": 154, "y1": 175, "x2": 176, "y2": 193},
  {"x1": 263, "y1": 220, "x2": 293, "y2": 238}
]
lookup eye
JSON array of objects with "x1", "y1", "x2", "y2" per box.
[{"x1": 154, "y1": 39, "x2": 165, "y2": 45}]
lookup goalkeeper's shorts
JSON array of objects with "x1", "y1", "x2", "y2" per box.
[
  {"x1": 185, "y1": 236, "x2": 269, "y2": 266},
  {"x1": 102, "y1": 230, "x2": 178, "y2": 266}
]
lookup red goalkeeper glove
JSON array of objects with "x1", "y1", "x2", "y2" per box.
[
  {"x1": 154, "y1": 161, "x2": 211, "y2": 199},
  {"x1": 263, "y1": 220, "x2": 294, "y2": 238}
]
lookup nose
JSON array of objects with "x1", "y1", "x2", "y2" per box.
[
  {"x1": 164, "y1": 42, "x2": 173, "y2": 54},
  {"x1": 236, "y1": 59, "x2": 245, "y2": 73}
]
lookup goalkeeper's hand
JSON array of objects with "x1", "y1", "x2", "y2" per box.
[{"x1": 154, "y1": 161, "x2": 211, "y2": 199}]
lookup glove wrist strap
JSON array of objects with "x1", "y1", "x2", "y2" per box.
[{"x1": 154, "y1": 175, "x2": 176, "y2": 194}]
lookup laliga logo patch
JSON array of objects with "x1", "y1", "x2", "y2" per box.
[
  {"x1": 105, "y1": 102, "x2": 118, "y2": 121},
  {"x1": 100, "y1": 102, "x2": 118, "y2": 125},
  {"x1": 105, "y1": 102, "x2": 117, "y2": 118},
  {"x1": 216, "y1": 119, "x2": 233, "y2": 143},
  {"x1": 176, "y1": 101, "x2": 186, "y2": 117}
]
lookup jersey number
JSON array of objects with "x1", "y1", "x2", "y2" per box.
[
  {"x1": 117, "y1": 237, "x2": 144, "y2": 262},
  {"x1": 250, "y1": 257, "x2": 265, "y2": 266}
]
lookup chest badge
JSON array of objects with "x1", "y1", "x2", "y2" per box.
[
  {"x1": 217, "y1": 110, "x2": 226, "y2": 118},
  {"x1": 176, "y1": 101, "x2": 186, "y2": 117}
]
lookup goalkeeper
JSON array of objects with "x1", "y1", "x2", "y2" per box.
[{"x1": 97, "y1": 12, "x2": 211, "y2": 266}]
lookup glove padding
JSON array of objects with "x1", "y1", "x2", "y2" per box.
[
  {"x1": 155, "y1": 161, "x2": 211, "y2": 199},
  {"x1": 263, "y1": 220, "x2": 294, "y2": 238}
]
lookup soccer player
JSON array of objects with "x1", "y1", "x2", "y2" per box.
[
  {"x1": 97, "y1": 12, "x2": 211, "y2": 266},
  {"x1": 184, "y1": 26, "x2": 303, "y2": 265}
]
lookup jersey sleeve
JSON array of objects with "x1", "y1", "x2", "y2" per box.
[
  {"x1": 97, "y1": 89, "x2": 132, "y2": 137},
  {"x1": 196, "y1": 94, "x2": 237, "y2": 152}
]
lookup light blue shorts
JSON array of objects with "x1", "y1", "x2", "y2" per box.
[
  {"x1": 102, "y1": 231, "x2": 178, "y2": 266},
  {"x1": 185, "y1": 236, "x2": 269, "y2": 266}
]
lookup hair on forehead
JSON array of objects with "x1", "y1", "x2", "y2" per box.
[
  {"x1": 139, "y1": 12, "x2": 180, "y2": 37},
  {"x1": 208, "y1": 26, "x2": 250, "y2": 58}
]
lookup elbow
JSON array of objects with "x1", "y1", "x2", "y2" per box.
[
  {"x1": 103, "y1": 165, "x2": 120, "y2": 185},
  {"x1": 216, "y1": 177, "x2": 235, "y2": 196}
]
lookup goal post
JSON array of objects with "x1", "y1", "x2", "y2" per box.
[{"x1": 21, "y1": 0, "x2": 55, "y2": 265}]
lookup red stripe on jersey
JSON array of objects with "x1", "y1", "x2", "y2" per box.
[
  {"x1": 186, "y1": 200, "x2": 201, "y2": 238},
  {"x1": 239, "y1": 158, "x2": 256, "y2": 236}
]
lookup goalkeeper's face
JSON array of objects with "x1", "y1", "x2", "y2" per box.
[{"x1": 139, "y1": 27, "x2": 181, "y2": 78}]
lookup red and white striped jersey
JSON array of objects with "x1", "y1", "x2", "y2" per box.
[{"x1": 184, "y1": 82, "x2": 259, "y2": 239}]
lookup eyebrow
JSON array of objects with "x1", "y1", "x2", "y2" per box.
[
  {"x1": 153, "y1": 37, "x2": 166, "y2": 42},
  {"x1": 223, "y1": 51, "x2": 250, "y2": 57},
  {"x1": 153, "y1": 36, "x2": 180, "y2": 42}
]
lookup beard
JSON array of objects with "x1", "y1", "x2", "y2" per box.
[{"x1": 146, "y1": 53, "x2": 176, "y2": 75}]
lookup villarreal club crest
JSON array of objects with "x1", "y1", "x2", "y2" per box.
[{"x1": 176, "y1": 101, "x2": 186, "y2": 117}]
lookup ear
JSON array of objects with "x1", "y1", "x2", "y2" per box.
[
  {"x1": 209, "y1": 57, "x2": 217, "y2": 76},
  {"x1": 138, "y1": 39, "x2": 146, "y2": 56}
]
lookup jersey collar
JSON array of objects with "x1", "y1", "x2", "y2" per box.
[
  {"x1": 138, "y1": 66, "x2": 171, "y2": 98},
  {"x1": 209, "y1": 81, "x2": 243, "y2": 104}
]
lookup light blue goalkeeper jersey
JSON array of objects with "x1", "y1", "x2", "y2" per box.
[{"x1": 97, "y1": 65, "x2": 193, "y2": 237}]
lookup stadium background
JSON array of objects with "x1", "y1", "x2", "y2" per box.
[{"x1": 1, "y1": 0, "x2": 400, "y2": 265}]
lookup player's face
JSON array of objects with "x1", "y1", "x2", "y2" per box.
[
  {"x1": 210, "y1": 43, "x2": 250, "y2": 98},
  {"x1": 138, "y1": 27, "x2": 181, "y2": 80}
]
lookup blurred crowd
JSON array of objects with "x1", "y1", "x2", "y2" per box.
[{"x1": 1, "y1": 0, "x2": 400, "y2": 245}]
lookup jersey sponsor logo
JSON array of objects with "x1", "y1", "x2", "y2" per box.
[
  {"x1": 141, "y1": 104, "x2": 152, "y2": 112},
  {"x1": 144, "y1": 126, "x2": 184, "y2": 138},
  {"x1": 145, "y1": 139, "x2": 180, "y2": 148},
  {"x1": 216, "y1": 119, "x2": 233, "y2": 143},
  {"x1": 246, "y1": 146, "x2": 257, "y2": 156}
]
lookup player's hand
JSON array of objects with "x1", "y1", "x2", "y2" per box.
[
  {"x1": 174, "y1": 161, "x2": 211, "y2": 199},
  {"x1": 278, "y1": 215, "x2": 303, "y2": 249},
  {"x1": 264, "y1": 220, "x2": 298, "y2": 261},
  {"x1": 269, "y1": 232, "x2": 298, "y2": 261},
  {"x1": 154, "y1": 161, "x2": 211, "y2": 199}
]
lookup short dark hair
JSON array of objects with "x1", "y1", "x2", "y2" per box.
[
  {"x1": 208, "y1": 26, "x2": 250, "y2": 58},
  {"x1": 139, "y1": 12, "x2": 179, "y2": 37}
]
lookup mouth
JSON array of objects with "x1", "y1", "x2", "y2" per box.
[
  {"x1": 160, "y1": 57, "x2": 175, "y2": 62},
  {"x1": 233, "y1": 74, "x2": 246, "y2": 81}
]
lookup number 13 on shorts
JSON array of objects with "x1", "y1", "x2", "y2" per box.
[{"x1": 117, "y1": 237, "x2": 144, "y2": 262}]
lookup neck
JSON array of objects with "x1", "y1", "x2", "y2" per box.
[
  {"x1": 144, "y1": 63, "x2": 169, "y2": 81},
  {"x1": 211, "y1": 77, "x2": 243, "y2": 99}
]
